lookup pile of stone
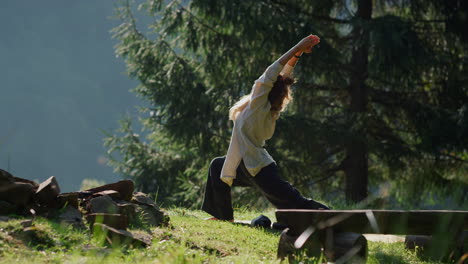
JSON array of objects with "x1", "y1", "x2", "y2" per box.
[{"x1": 0, "y1": 168, "x2": 168, "y2": 247}]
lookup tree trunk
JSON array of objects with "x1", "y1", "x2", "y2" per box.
[
  {"x1": 344, "y1": 0, "x2": 372, "y2": 203},
  {"x1": 345, "y1": 141, "x2": 368, "y2": 202}
]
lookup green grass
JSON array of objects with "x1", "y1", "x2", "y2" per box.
[{"x1": 0, "y1": 208, "x2": 452, "y2": 264}]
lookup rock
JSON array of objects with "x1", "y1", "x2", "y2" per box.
[
  {"x1": 35, "y1": 176, "x2": 60, "y2": 207},
  {"x1": 56, "y1": 205, "x2": 85, "y2": 229},
  {"x1": 0, "y1": 200, "x2": 17, "y2": 215},
  {"x1": 86, "y1": 195, "x2": 119, "y2": 214},
  {"x1": 0, "y1": 215, "x2": 10, "y2": 222},
  {"x1": 82, "y1": 180, "x2": 134, "y2": 201},
  {"x1": 0, "y1": 171, "x2": 36, "y2": 214},
  {"x1": 89, "y1": 190, "x2": 121, "y2": 200},
  {"x1": 20, "y1": 219, "x2": 33, "y2": 228},
  {"x1": 130, "y1": 192, "x2": 168, "y2": 226},
  {"x1": 135, "y1": 204, "x2": 169, "y2": 227},
  {"x1": 55, "y1": 192, "x2": 79, "y2": 209},
  {"x1": 92, "y1": 223, "x2": 149, "y2": 248},
  {"x1": 130, "y1": 231, "x2": 153, "y2": 246},
  {"x1": 13, "y1": 177, "x2": 39, "y2": 190},
  {"x1": 0, "y1": 182, "x2": 35, "y2": 207},
  {"x1": 85, "y1": 213, "x2": 128, "y2": 230},
  {"x1": 14, "y1": 226, "x2": 55, "y2": 249},
  {"x1": 77, "y1": 190, "x2": 93, "y2": 200},
  {"x1": 131, "y1": 192, "x2": 158, "y2": 208},
  {"x1": 0, "y1": 169, "x2": 14, "y2": 184},
  {"x1": 116, "y1": 201, "x2": 138, "y2": 224}
]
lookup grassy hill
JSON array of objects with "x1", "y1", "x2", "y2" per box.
[{"x1": 0, "y1": 208, "x2": 447, "y2": 264}]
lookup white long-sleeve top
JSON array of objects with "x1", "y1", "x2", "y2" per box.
[{"x1": 220, "y1": 60, "x2": 294, "y2": 182}]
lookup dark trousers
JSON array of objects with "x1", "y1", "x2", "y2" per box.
[{"x1": 201, "y1": 156, "x2": 328, "y2": 220}]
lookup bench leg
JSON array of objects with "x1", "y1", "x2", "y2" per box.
[
  {"x1": 277, "y1": 228, "x2": 322, "y2": 262},
  {"x1": 277, "y1": 228, "x2": 296, "y2": 260},
  {"x1": 405, "y1": 235, "x2": 431, "y2": 250},
  {"x1": 405, "y1": 231, "x2": 468, "y2": 263},
  {"x1": 323, "y1": 230, "x2": 368, "y2": 264}
]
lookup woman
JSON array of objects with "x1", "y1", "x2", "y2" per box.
[{"x1": 202, "y1": 35, "x2": 329, "y2": 221}]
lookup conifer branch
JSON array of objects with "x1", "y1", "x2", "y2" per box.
[
  {"x1": 268, "y1": 0, "x2": 351, "y2": 24},
  {"x1": 177, "y1": 5, "x2": 222, "y2": 35}
]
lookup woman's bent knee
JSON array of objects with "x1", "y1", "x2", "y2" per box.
[{"x1": 209, "y1": 157, "x2": 225, "y2": 171}]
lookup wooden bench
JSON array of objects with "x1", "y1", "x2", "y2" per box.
[{"x1": 275, "y1": 209, "x2": 468, "y2": 263}]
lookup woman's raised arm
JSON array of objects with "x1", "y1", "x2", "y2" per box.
[
  {"x1": 278, "y1": 35, "x2": 320, "y2": 66},
  {"x1": 250, "y1": 35, "x2": 321, "y2": 105}
]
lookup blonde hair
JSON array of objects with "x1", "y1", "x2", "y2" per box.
[{"x1": 229, "y1": 94, "x2": 250, "y2": 120}]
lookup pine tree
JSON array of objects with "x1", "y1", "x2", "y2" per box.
[{"x1": 106, "y1": 0, "x2": 468, "y2": 205}]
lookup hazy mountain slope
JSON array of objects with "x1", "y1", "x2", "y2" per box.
[{"x1": 0, "y1": 0, "x2": 140, "y2": 191}]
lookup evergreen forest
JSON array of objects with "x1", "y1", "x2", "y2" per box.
[{"x1": 105, "y1": 0, "x2": 468, "y2": 209}]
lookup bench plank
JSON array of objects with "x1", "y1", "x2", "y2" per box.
[{"x1": 276, "y1": 210, "x2": 468, "y2": 236}]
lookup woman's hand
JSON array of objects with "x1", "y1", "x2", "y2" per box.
[
  {"x1": 278, "y1": 35, "x2": 320, "y2": 65},
  {"x1": 297, "y1": 35, "x2": 320, "y2": 53}
]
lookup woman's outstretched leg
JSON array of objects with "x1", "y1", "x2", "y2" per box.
[{"x1": 251, "y1": 163, "x2": 329, "y2": 210}]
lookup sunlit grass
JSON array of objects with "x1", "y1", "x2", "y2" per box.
[{"x1": 0, "y1": 208, "x2": 455, "y2": 263}]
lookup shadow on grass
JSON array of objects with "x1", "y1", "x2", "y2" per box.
[
  {"x1": 373, "y1": 251, "x2": 407, "y2": 264},
  {"x1": 231, "y1": 221, "x2": 283, "y2": 235}
]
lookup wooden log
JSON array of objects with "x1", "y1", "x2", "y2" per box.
[{"x1": 323, "y1": 231, "x2": 367, "y2": 264}]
